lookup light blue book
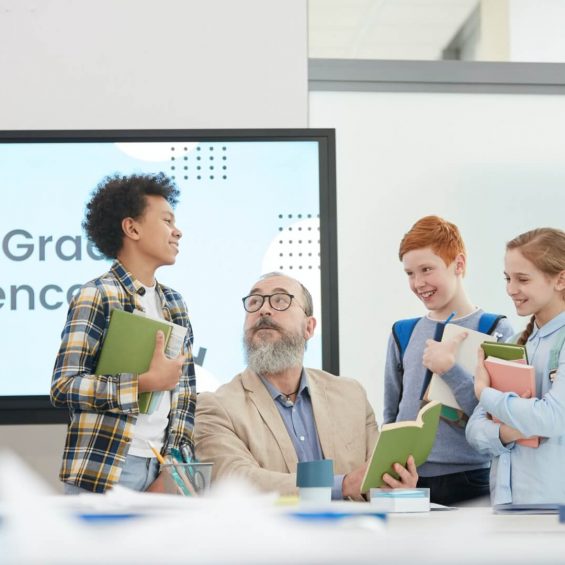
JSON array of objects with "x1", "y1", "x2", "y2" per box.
[{"x1": 370, "y1": 488, "x2": 430, "y2": 512}]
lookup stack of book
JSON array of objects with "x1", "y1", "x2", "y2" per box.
[
  {"x1": 95, "y1": 309, "x2": 188, "y2": 414},
  {"x1": 481, "y1": 342, "x2": 538, "y2": 448},
  {"x1": 369, "y1": 488, "x2": 430, "y2": 513}
]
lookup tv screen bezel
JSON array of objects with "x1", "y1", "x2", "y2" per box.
[{"x1": 0, "y1": 128, "x2": 338, "y2": 425}]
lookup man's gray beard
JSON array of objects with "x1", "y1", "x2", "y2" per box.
[{"x1": 244, "y1": 330, "x2": 305, "y2": 375}]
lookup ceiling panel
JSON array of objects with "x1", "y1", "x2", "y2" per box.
[{"x1": 308, "y1": 0, "x2": 479, "y2": 60}]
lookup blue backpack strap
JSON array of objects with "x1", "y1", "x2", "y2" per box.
[
  {"x1": 478, "y1": 312, "x2": 506, "y2": 336},
  {"x1": 392, "y1": 317, "x2": 421, "y2": 372}
]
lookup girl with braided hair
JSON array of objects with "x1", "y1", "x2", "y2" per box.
[{"x1": 466, "y1": 228, "x2": 565, "y2": 505}]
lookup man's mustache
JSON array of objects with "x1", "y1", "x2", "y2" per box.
[{"x1": 252, "y1": 317, "x2": 282, "y2": 332}]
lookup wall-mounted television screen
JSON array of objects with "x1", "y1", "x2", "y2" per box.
[{"x1": 0, "y1": 129, "x2": 338, "y2": 424}]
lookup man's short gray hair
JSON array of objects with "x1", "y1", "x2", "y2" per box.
[{"x1": 259, "y1": 272, "x2": 313, "y2": 317}]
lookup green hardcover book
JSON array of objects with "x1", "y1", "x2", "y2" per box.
[
  {"x1": 361, "y1": 401, "x2": 441, "y2": 492},
  {"x1": 481, "y1": 341, "x2": 528, "y2": 363},
  {"x1": 95, "y1": 309, "x2": 174, "y2": 414}
]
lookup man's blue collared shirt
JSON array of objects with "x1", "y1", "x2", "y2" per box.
[{"x1": 260, "y1": 370, "x2": 344, "y2": 499}]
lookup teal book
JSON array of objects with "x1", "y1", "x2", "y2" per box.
[
  {"x1": 95, "y1": 309, "x2": 187, "y2": 414},
  {"x1": 361, "y1": 401, "x2": 441, "y2": 492}
]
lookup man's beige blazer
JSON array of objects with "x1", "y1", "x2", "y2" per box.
[{"x1": 194, "y1": 367, "x2": 379, "y2": 495}]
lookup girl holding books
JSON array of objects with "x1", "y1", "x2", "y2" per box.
[{"x1": 466, "y1": 228, "x2": 565, "y2": 505}]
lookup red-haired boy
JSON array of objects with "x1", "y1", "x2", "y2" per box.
[{"x1": 383, "y1": 215, "x2": 513, "y2": 505}]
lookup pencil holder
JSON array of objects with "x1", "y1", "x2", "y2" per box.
[{"x1": 161, "y1": 462, "x2": 213, "y2": 496}]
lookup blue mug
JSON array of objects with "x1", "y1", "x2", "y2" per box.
[{"x1": 296, "y1": 459, "x2": 333, "y2": 488}]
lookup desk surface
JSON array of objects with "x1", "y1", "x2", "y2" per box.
[
  {"x1": 386, "y1": 507, "x2": 564, "y2": 562},
  {"x1": 2, "y1": 495, "x2": 565, "y2": 564}
]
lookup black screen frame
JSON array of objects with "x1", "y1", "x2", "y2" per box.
[{"x1": 0, "y1": 128, "x2": 338, "y2": 425}]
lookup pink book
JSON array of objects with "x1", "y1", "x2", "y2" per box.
[{"x1": 484, "y1": 357, "x2": 539, "y2": 448}]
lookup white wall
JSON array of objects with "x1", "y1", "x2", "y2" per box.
[
  {"x1": 474, "y1": 0, "x2": 565, "y2": 63},
  {"x1": 310, "y1": 89, "x2": 565, "y2": 421},
  {"x1": 0, "y1": 0, "x2": 308, "y2": 490},
  {"x1": 509, "y1": 0, "x2": 565, "y2": 62},
  {"x1": 0, "y1": 0, "x2": 307, "y2": 129}
]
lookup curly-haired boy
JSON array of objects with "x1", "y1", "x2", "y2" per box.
[{"x1": 51, "y1": 172, "x2": 195, "y2": 494}]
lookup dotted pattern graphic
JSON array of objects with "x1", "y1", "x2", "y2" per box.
[
  {"x1": 262, "y1": 214, "x2": 322, "y2": 332},
  {"x1": 169, "y1": 144, "x2": 228, "y2": 182},
  {"x1": 275, "y1": 214, "x2": 320, "y2": 272}
]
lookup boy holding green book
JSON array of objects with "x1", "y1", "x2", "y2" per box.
[{"x1": 51, "y1": 173, "x2": 196, "y2": 494}]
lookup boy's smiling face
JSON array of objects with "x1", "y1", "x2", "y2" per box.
[
  {"x1": 132, "y1": 195, "x2": 182, "y2": 268},
  {"x1": 402, "y1": 247, "x2": 464, "y2": 318}
]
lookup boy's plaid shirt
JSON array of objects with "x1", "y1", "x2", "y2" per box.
[{"x1": 51, "y1": 261, "x2": 196, "y2": 493}]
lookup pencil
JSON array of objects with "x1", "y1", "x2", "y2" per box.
[
  {"x1": 444, "y1": 311, "x2": 457, "y2": 325},
  {"x1": 147, "y1": 440, "x2": 166, "y2": 464},
  {"x1": 171, "y1": 461, "x2": 197, "y2": 496}
]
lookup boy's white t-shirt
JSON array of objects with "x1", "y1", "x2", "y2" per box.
[{"x1": 128, "y1": 284, "x2": 172, "y2": 457}]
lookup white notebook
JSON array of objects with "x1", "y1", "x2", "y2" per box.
[{"x1": 426, "y1": 323, "x2": 494, "y2": 410}]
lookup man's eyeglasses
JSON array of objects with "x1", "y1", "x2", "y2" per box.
[{"x1": 242, "y1": 293, "x2": 306, "y2": 314}]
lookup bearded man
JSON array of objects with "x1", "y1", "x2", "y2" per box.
[{"x1": 194, "y1": 273, "x2": 418, "y2": 500}]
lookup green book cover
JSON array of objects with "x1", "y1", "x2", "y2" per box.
[
  {"x1": 95, "y1": 309, "x2": 174, "y2": 413},
  {"x1": 361, "y1": 401, "x2": 441, "y2": 492},
  {"x1": 481, "y1": 341, "x2": 527, "y2": 362}
]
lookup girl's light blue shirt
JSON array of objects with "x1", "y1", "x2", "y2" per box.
[{"x1": 466, "y1": 311, "x2": 565, "y2": 505}]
